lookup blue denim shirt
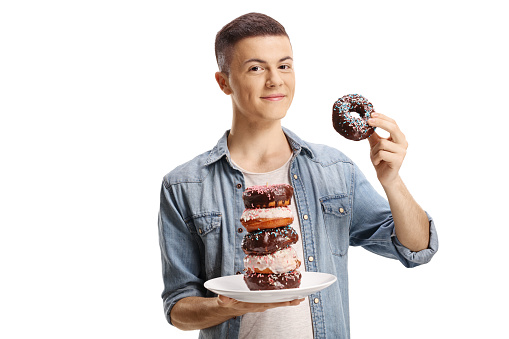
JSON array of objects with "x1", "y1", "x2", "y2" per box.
[{"x1": 158, "y1": 128, "x2": 438, "y2": 338}]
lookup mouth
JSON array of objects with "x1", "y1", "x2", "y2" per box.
[{"x1": 261, "y1": 94, "x2": 286, "y2": 102}]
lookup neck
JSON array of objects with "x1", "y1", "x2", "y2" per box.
[{"x1": 228, "y1": 118, "x2": 292, "y2": 173}]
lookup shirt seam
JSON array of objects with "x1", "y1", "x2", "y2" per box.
[
  {"x1": 350, "y1": 235, "x2": 393, "y2": 243},
  {"x1": 349, "y1": 162, "x2": 355, "y2": 234}
]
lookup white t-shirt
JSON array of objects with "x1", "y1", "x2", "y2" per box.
[{"x1": 233, "y1": 155, "x2": 314, "y2": 339}]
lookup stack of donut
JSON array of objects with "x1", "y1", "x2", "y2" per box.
[{"x1": 240, "y1": 184, "x2": 302, "y2": 290}]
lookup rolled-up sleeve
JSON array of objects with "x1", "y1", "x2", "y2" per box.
[
  {"x1": 391, "y1": 211, "x2": 439, "y2": 267},
  {"x1": 349, "y1": 164, "x2": 438, "y2": 268},
  {"x1": 158, "y1": 180, "x2": 205, "y2": 325}
]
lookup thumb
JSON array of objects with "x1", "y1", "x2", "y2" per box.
[
  {"x1": 217, "y1": 295, "x2": 234, "y2": 306},
  {"x1": 367, "y1": 131, "x2": 380, "y2": 148}
]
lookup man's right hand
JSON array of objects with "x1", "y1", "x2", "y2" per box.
[
  {"x1": 170, "y1": 295, "x2": 305, "y2": 331},
  {"x1": 217, "y1": 294, "x2": 305, "y2": 316}
]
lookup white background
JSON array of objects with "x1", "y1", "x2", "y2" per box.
[{"x1": 1, "y1": 1, "x2": 507, "y2": 338}]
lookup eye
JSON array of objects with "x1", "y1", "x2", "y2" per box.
[
  {"x1": 249, "y1": 65, "x2": 263, "y2": 72},
  {"x1": 279, "y1": 64, "x2": 292, "y2": 70}
]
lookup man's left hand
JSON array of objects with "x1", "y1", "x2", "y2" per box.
[{"x1": 367, "y1": 113, "x2": 408, "y2": 188}]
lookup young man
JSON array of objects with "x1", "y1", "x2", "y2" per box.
[{"x1": 158, "y1": 13, "x2": 438, "y2": 338}]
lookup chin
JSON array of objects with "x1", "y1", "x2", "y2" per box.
[
  {"x1": 264, "y1": 111, "x2": 288, "y2": 121},
  {"x1": 241, "y1": 107, "x2": 289, "y2": 124},
  {"x1": 264, "y1": 106, "x2": 290, "y2": 120}
]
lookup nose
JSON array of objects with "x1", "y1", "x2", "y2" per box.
[{"x1": 266, "y1": 70, "x2": 284, "y2": 88}]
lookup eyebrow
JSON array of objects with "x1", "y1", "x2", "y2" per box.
[{"x1": 243, "y1": 56, "x2": 293, "y2": 65}]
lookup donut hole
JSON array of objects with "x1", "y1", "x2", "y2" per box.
[
  {"x1": 350, "y1": 103, "x2": 367, "y2": 118},
  {"x1": 349, "y1": 112, "x2": 362, "y2": 120}
]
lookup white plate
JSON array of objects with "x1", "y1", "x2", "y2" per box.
[{"x1": 204, "y1": 272, "x2": 337, "y2": 303}]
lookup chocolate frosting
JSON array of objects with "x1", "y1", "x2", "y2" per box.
[
  {"x1": 242, "y1": 226, "x2": 299, "y2": 255},
  {"x1": 332, "y1": 94, "x2": 376, "y2": 141},
  {"x1": 244, "y1": 270, "x2": 302, "y2": 290},
  {"x1": 243, "y1": 184, "x2": 294, "y2": 209}
]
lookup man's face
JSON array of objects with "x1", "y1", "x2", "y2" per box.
[{"x1": 224, "y1": 35, "x2": 295, "y2": 124}]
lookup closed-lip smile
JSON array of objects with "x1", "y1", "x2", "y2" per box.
[{"x1": 261, "y1": 93, "x2": 286, "y2": 101}]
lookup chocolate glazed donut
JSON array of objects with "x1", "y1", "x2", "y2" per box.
[
  {"x1": 332, "y1": 94, "x2": 376, "y2": 141},
  {"x1": 244, "y1": 270, "x2": 302, "y2": 290},
  {"x1": 243, "y1": 184, "x2": 294, "y2": 209},
  {"x1": 242, "y1": 226, "x2": 299, "y2": 255}
]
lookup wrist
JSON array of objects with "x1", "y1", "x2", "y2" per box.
[
  {"x1": 216, "y1": 295, "x2": 241, "y2": 318},
  {"x1": 381, "y1": 175, "x2": 404, "y2": 193}
]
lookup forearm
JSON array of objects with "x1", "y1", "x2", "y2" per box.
[
  {"x1": 382, "y1": 176, "x2": 430, "y2": 252},
  {"x1": 170, "y1": 296, "x2": 233, "y2": 331},
  {"x1": 170, "y1": 295, "x2": 305, "y2": 331}
]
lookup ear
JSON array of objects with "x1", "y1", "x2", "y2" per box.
[{"x1": 215, "y1": 72, "x2": 232, "y2": 95}]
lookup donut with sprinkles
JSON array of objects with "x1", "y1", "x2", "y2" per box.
[
  {"x1": 332, "y1": 94, "x2": 376, "y2": 141},
  {"x1": 242, "y1": 184, "x2": 293, "y2": 209},
  {"x1": 244, "y1": 270, "x2": 302, "y2": 291},
  {"x1": 242, "y1": 225, "x2": 299, "y2": 255}
]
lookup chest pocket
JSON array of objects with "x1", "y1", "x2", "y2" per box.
[
  {"x1": 185, "y1": 212, "x2": 222, "y2": 278},
  {"x1": 320, "y1": 195, "x2": 350, "y2": 256}
]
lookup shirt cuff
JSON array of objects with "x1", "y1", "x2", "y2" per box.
[
  {"x1": 164, "y1": 285, "x2": 205, "y2": 326},
  {"x1": 391, "y1": 211, "x2": 439, "y2": 267}
]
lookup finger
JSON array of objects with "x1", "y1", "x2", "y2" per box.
[
  {"x1": 259, "y1": 298, "x2": 305, "y2": 309},
  {"x1": 217, "y1": 295, "x2": 235, "y2": 306},
  {"x1": 370, "y1": 138, "x2": 407, "y2": 158},
  {"x1": 368, "y1": 114, "x2": 406, "y2": 146},
  {"x1": 288, "y1": 298, "x2": 306, "y2": 306},
  {"x1": 371, "y1": 149, "x2": 403, "y2": 167},
  {"x1": 370, "y1": 112, "x2": 396, "y2": 124},
  {"x1": 367, "y1": 115, "x2": 398, "y2": 137}
]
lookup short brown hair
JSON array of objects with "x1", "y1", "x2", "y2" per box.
[{"x1": 215, "y1": 13, "x2": 289, "y2": 75}]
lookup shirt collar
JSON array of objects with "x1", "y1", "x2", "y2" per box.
[{"x1": 204, "y1": 127, "x2": 315, "y2": 166}]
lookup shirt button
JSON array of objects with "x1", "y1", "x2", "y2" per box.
[
  {"x1": 314, "y1": 298, "x2": 319, "y2": 304},
  {"x1": 236, "y1": 183, "x2": 242, "y2": 189},
  {"x1": 238, "y1": 228, "x2": 243, "y2": 233},
  {"x1": 339, "y1": 207, "x2": 344, "y2": 213},
  {"x1": 303, "y1": 214, "x2": 309, "y2": 220},
  {"x1": 293, "y1": 174, "x2": 298, "y2": 179},
  {"x1": 308, "y1": 256, "x2": 314, "y2": 262},
  {"x1": 199, "y1": 229, "x2": 203, "y2": 234}
]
